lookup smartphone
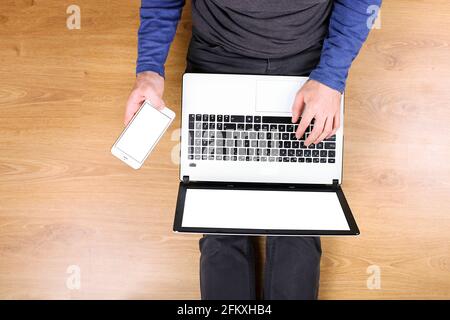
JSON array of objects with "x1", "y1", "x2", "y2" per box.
[{"x1": 111, "y1": 100, "x2": 175, "y2": 169}]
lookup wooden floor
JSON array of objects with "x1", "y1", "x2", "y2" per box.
[{"x1": 0, "y1": 0, "x2": 449, "y2": 299}]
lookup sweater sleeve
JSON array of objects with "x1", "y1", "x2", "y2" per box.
[
  {"x1": 136, "y1": 0, "x2": 185, "y2": 76},
  {"x1": 309, "y1": 0, "x2": 382, "y2": 92}
]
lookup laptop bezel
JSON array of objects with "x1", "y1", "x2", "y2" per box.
[{"x1": 173, "y1": 181, "x2": 359, "y2": 236}]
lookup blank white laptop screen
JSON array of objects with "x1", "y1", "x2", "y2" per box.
[{"x1": 182, "y1": 189, "x2": 350, "y2": 231}]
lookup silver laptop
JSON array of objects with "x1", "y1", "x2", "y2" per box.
[{"x1": 173, "y1": 73, "x2": 359, "y2": 236}]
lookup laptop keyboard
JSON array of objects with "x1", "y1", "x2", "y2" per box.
[{"x1": 187, "y1": 114, "x2": 336, "y2": 163}]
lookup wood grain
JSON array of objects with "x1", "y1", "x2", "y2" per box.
[{"x1": 0, "y1": 0, "x2": 449, "y2": 299}]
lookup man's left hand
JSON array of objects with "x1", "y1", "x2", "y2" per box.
[{"x1": 291, "y1": 79, "x2": 342, "y2": 146}]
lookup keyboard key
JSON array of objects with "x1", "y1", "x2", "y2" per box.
[
  {"x1": 254, "y1": 116, "x2": 262, "y2": 123},
  {"x1": 209, "y1": 115, "x2": 215, "y2": 122},
  {"x1": 209, "y1": 123, "x2": 215, "y2": 130},
  {"x1": 320, "y1": 150, "x2": 327, "y2": 157},
  {"x1": 262, "y1": 116, "x2": 291, "y2": 124},
  {"x1": 237, "y1": 123, "x2": 244, "y2": 130},
  {"x1": 250, "y1": 132, "x2": 257, "y2": 139},
  {"x1": 283, "y1": 157, "x2": 289, "y2": 162},
  {"x1": 298, "y1": 157, "x2": 305, "y2": 163},
  {"x1": 280, "y1": 149, "x2": 287, "y2": 156},
  {"x1": 224, "y1": 123, "x2": 236, "y2": 130},
  {"x1": 217, "y1": 123, "x2": 223, "y2": 130},
  {"x1": 296, "y1": 149, "x2": 303, "y2": 157},
  {"x1": 325, "y1": 135, "x2": 336, "y2": 141},
  {"x1": 224, "y1": 115, "x2": 230, "y2": 122},
  {"x1": 328, "y1": 151, "x2": 336, "y2": 157},
  {"x1": 266, "y1": 132, "x2": 272, "y2": 140},
  {"x1": 202, "y1": 114, "x2": 208, "y2": 121},
  {"x1": 292, "y1": 141, "x2": 299, "y2": 148},
  {"x1": 313, "y1": 158, "x2": 320, "y2": 163},
  {"x1": 287, "y1": 125, "x2": 294, "y2": 132},
  {"x1": 245, "y1": 116, "x2": 253, "y2": 122},
  {"x1": 245, "y1": 124, "x2": 253, "y2": 131},
  {"x1": 306, "y1": 158, "x2": 312, "y2": 163},
  {"x1": 202, "y1": 123, "x2": 208, "y2": 130},
  {"x1": 288, "y1": 149, "x2": 295, "y2": 157},
  {"x1": 304, "y1": 150, "x2": 311, "y2": 157},
  {"x1": 254, "y1": 124, "x2": 261, "y2": 131},
  {"x1": 270, "y1": 124, "x2": 277, "y2": 131},
  {"x1": 279, "y1": 125, "x2": 286, "y2": 132},
  {"x1": 291, "y1": 157, "x2": 297, "y2": 162},
  {"x1": 284, "y1": 141, "x2": 291, "y2": 148},
  {"x1": 188, "y1": 155, "x2": 194, "y2": 160},
  {"x1": 195, "y1": 114, "x2": 202, "y2": 121},
  {"x1": 217, "y1": 115, "x2": 223, "y2": 122},
  {"x1": 320, "y1": 158, "x2": 326, "y2": 163},
  {"x1": 325, "y1": 142, "x2": 336, "y2": 149},
  {"x1": 328, "y1": 158, "x2": 335, "y2": 163},
  {"x1": 231, "y1": 115, "x2": 244, "y2": 122},
  {"x1": 312, "y1": 150, "x2": 319, "y2": 157}
]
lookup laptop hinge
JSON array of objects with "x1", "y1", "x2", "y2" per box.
[
  {"x1": 182, "y1": 175, "x2": 190, "y2": 184},
  {"x1": 332, "y1": 179, "x2": 339, "y2": 189}
]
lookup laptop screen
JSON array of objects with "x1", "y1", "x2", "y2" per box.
[{"x1": 181, "y1": 188, "x2": 350, "y2": 231}]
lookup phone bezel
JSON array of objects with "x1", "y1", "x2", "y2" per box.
[{"x1": 111, "y1": 100, "x2": 175, "y2": 169}]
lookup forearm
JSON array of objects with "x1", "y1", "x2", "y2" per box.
[
  {"x1": 309, "y1": 0, "x2": 382, "y2": 92},
  {"x1": 136, "y1": 0, "x2": 185, "y2": 76}
]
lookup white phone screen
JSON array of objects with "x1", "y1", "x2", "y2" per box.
[{"x1": 116, "y1": 103, "x2": 171, "y2": 163}]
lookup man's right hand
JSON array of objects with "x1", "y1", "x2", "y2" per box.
[{"x1": 124, "y1": 71, "x2": 165, "y2": 126}]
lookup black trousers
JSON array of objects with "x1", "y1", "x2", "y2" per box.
[{"x1": 186, "y1": 32, "x2": 322, "y2": 300}]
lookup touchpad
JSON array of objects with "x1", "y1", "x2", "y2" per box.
[{"x1": 255, "y1": 79, "x2": 305, "y2": 113}]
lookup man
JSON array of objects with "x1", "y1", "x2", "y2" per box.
[{"x1": 125, "y1": 0, "x2": 381, "y2": 300}]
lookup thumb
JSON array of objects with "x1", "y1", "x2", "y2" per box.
[
  {"x1": 292, "y1": 91, "x2": 305, "y2": 123},
  {"x1": 124, "y1": 91, "x2": 144, "y2": 126}
]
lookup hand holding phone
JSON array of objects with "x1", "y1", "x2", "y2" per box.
[{"x1": 111, "y1": 100, "x2": 175, "y2": 169}]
